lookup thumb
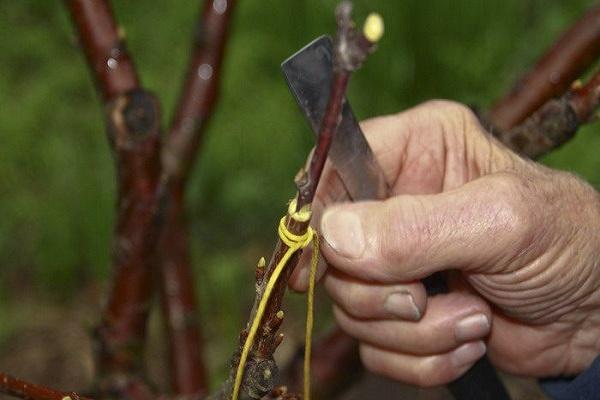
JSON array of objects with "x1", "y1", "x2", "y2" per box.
[{"x1": 319, "y1": 173, "x2": 534, "y2": 283}]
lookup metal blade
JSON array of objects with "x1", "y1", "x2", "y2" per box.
[{"x1": 281, "y1": 35, "x2": 388, "y2": 201}]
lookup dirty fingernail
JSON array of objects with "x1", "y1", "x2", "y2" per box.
[
  {"x1": 384, "y1": 291, "x2": 421, "y2": 320},
  {"x1": 455, "y1": 314, "x2": 490, "y2": 342},
  {"x1": 321, "y1": 209, "x2": 365, "y2": 259},
  {"x1": 452, "y1": 341, "x2": 487, "y2": 368}
]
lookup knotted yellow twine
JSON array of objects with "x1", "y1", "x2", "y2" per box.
[{"x1": 232, "y1": 199, "x2": 319, "y2": 400}]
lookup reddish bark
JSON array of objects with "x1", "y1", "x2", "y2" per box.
[
  {"x1": 498, "y1": 67, "x2": 600, "y2": 158},
  {"x1": 65, "y1": 0, "x2": 139, "y2": 101},
  {"x1": 489, "y1": 3, "x2": 600, "y2": 131},
  {"x1": 163, "y1": 0, "x2": 237, "y2": 182},
  {"x1": 66, "y1": 0, "x2": 162, "y2": 386},
  {"x1": 0, "y1": 372, "x2": 90, "y2": 400},
  {"x1": 158, "y1": 0, "x2": 237, "y2": 397}
]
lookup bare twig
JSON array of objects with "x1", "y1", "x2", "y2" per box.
[
  {"x1": 0, "y1": 372, "x2": 90, "y2": 400},
  {"x1": 158, "y1": 1, "x2": 236, "y2": 398},
  {"x1": 210, "y1": 3, "x2": 381, "y2": 399},
  {"x1": 489, "y1": 3, "x2": 600, "y2": 131},
  {"x1": 65, "y1": 0, "x2": 162, "y2": 391}
]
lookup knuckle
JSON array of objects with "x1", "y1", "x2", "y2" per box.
[
  {"x1": 376, "y1": 197, "x2": 429, "y2": 276},
  {"x1": 485, "y1": 172, "x2": 536, "y2": 245},
  {"x1": 421, "y1": 100, "x2": 480, "y2": 130}
]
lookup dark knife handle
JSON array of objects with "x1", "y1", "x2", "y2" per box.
[{"x1": 423, "y1": 273, "x2": 511, "y2": 400}]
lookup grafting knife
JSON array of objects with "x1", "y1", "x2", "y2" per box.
[
  {"x1": 282, "y1": 36, "x2": 388, "y2": 201},
  {"x1": 282, "y1": 36, "x2": 511, "y2": 400}
]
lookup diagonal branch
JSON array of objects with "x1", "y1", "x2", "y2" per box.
[
  {"x1": 489, "y1": 2, "x2": 600, "y2": 131},
  {"x1": 0, "y1": 372, "x2": 90, "y2": 400},
  {"x1": 497, "y1": 66, "x2": 600, "y2": 159},
  {"x1": 158, "y1": 0, "x2": 237, "y2": 397},
  {"x1": 65, "y1": 0, "x2": 162, "y2": 392}
]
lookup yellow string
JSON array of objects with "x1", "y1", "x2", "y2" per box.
[
  {"x1": 231, "y1": 199, "x2": 319, "y2": 400},
  {"x1": 304, "y1": 231, "x2": 319, "y2": 400}
]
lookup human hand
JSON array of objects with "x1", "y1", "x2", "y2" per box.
[{"x1": 289, "y1": 100, "x2": 600, "y2": 386}]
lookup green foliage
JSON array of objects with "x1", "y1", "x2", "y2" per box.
[{"x1": 0, "y1": 0, "x2": 598, "y2": 301}]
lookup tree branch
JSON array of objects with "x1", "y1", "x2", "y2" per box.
[
  {"x1": 210, "y1": 3, "x2": 381, "y2": 398},
  {"x1": 496, "y1": 67, "x2": 600, "y2": 159},
  {"x1": 158, "y1": 1, "x2": 237, "y2": 398},
  {"x1": 489, "y1": 2, "x2": 600, "y2": 131},
  {"x1": 0, "y1": 372, "x2": 90, "y2": 400},
  {"x1": 65, "y1": 0, "x2": 162, "y2": 391},
  {"x1": 162, "y1": 0, "x2": 236, "y2": 182}
]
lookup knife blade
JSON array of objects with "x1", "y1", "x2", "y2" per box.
[{"x1": 281, "y1": 35, "x2": 388, "y2": 201}]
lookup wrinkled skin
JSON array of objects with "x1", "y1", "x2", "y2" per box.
[{"x1": 289, "y1": 100, "x2": 600, "y2": 387}]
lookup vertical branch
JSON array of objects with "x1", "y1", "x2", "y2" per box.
[
  {"x1": 65, "y1": 0, "x2": 162, "y2": 389},
  {"x1": 209, "y1": 4, "x2": 382, "y2": 399},
  {"x1": 0, "y1": 372, "x2": 90, "y2": 400},
  {"x1": 489, "y1": 3, "x2": 600, "y2": 131},
  {"x1": 163, "y1": 0, "x2": 236, "y2": 182},
  {"x1": 159, "y1": 0, "x2": 237, "y2": 397}
]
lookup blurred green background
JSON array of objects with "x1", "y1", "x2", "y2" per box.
[{"x1": 1, "y1": 0, "x2": 599, "y2": 384}]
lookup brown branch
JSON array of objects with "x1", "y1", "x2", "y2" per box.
[
  {"x1": 158, "y1": 1, "x2": 237, "y2": 398},
  {"x1": 0, "y1": 372, "x2": 91, "y2": 400},
  {"x1": 495, "y1": 67, "x2": 600, "y2": 159},
  {"x1": 489, "y1": 2, "x2": 600, "y2": 131},
  {"x1": 162, "y1": 0, "x2": 236, "y2": 182},
  {"x1": 65, "y1": 0, "x2": 162, "y2": 391},
  {"x1": 211, "y1": 3, "x2": 380, "y2": 399},
  {"x1": 65, "y1": 0, "x2": 139, "y2": 101}
]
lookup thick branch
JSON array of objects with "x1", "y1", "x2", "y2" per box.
[
  {"x1": 66, "y1": 0, "x2": 162, "y2": 389},
  {"x1": 158, "y1": 1, "x2": 236, "y2": 397},
  {"x1": 0, "y1": 372, "x2": 90, "y2": 400},
  {"x1": 489, "y1": 2, "x2": 600, "y2": 131},
  {"x1": 496, "y1": 67, "x2": 600, "y2": 159}
]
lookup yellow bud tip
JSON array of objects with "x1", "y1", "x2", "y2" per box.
[
  {"x1": 363, "y1": 13, "x2": 384, "y2": 43},
  {"x1": 276, "y1": 310, "x2": 284, "y2": 319},
  {"x1": 257, "y1": 256, "x2": 266, "y2": 269}
]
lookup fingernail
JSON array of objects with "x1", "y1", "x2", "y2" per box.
[
  {"x1": 384, "y1": 291, "x2": 421, "y2": 320},
  {"x1": 451, "y1": 341, "x2": 486, "y2": 368},
  {"x1": 321, "y1": 209, "x2": 365, "y2": 259},
  {"x1": 455, "y1": 314, "x2": 490, "y2": 342}
]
